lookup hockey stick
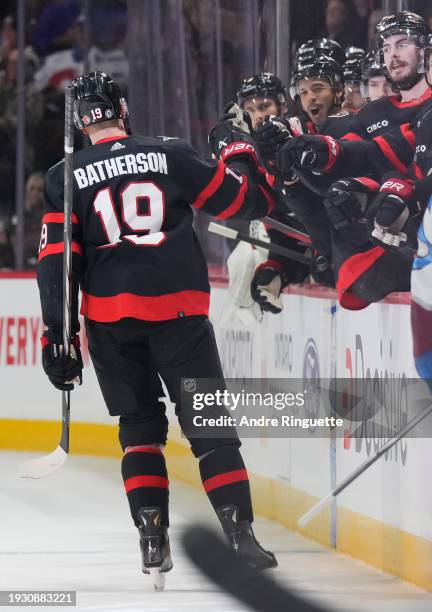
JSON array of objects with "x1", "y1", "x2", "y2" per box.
[
  {"x1": 208, "y1": 222, "x2": 312, "y2": 266},
  {"x1": 298, "y1": 400, "x2": 432, "y2": 527},
  {"x1": 19, "y1": 85, "x2": 75, "y2": 479},
  {"x1": 262, "y1": 216, "x2": 312, "y2": 246},
  {"x1": 183, "y1": 526, "x2": 327, "y2": 612}
]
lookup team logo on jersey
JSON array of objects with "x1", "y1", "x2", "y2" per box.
[
  {"x1": 105, "y1": 109, "x2": 114, "y2": 119},
  {"x1": 82, "y1": 115, "x2": 91, "y2": 125},
  {"x1": 366, "y1": 119, "x2": 388, "y2": 134}
]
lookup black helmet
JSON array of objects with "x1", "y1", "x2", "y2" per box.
[
  {"x1": 345, "y1": 46, "x2": 365, "y2": 61},
  {"x1": 375, "y1": 11, "x2": 429, "y2": 47},
  {"x1": 361, "y1": 50, "x2": 384, "y2": 80},
  {"x1": 72, "y1": 71, "x2": 131, "y2": 133},
  {"x1": 295, "y1": 38, "x2": 346, "y2": 69},
  {"x1": 425, "y1": 32, "x2": 432, "y2": 74},
  {"x1": 295, "y1": 39, "x2": 319, "y2": 67},
  {"x1": 290, "y1": 53, "x2": 344, "y2": 99},
  {"x1": 360, "y1": 51, "x2": 387, "y2": 99},
  {"x1": 315, "y1": 38, "x2": 346, "y2": 66},
  {"x1": 237, "y1": 72, "x2": 287, "y2": 108},
  {"x1": 374, "y1": 12, "x2": 429, "y2": 89},
  {"x1": 343, "y1": 58, "x2": 363, "y2": 84}
]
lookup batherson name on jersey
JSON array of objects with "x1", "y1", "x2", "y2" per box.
[{"x1": 74, "y1": 152, "x2": 168, "y2": 188}]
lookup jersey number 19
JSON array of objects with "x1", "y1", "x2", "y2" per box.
[{"x1": 93, "y1": 181, "x2": 166, "y2": 247}]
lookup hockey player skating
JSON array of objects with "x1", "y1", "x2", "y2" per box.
[{"x1": 37, "y1": 72, "x2": 277, "y2": 589}]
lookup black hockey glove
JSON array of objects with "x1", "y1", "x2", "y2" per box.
[
  {"x1": 208, "y1": 102, "x2": 255, "y2": 161},
  {"x1": 251, "y1": 265, "x2": 285, "y2": 314},
  {"x1": 254, "y1": 117, "x2": 294, "y2": 165},
  {"x1": 367, "y1": 177, "x2": 421, "y2": 248},
  {"x1": 310, "y1": 255, "x2": 335, "y2": 287},
  {"x1": 276, "y1": 134, "x2": 341, "y2": 175},
  {"x1": 41, "y1": 333, "x2": 83, "y2": 391},
  {"x1": 323, "y1": 177, "x2": 380, "y2": 230}
]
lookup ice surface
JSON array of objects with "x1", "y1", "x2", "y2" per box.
[{"x1": 1, "y1": 452, "x2": 431, "y2": 612}]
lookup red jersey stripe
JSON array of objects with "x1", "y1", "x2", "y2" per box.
[
  {"x1": 400, "y1": 123, "x2": 415, "y2": 147},
  {"x1": 374, "y1": 136, "x2": 407, "y2": 174},
  {"x1": 258, "y1": 184, "x2": 275, "y2": 216},
  {"x1": 80, "y1": 289, "x2": 210, "y2": 322},
  {"x1": 42, "y1": 212, "x2": 79, "y2": 224},
  {"x1": 38, "y1": 241, "x2": 82, "y2": 262},
  {"x1": 95, "y1": 134, "x2": 130, "y2": 144},
  {"x1": 124, "y1": 475, "x2": 169, "y2": 493},
  {"x1": 192, "y1": 162, "x2": 226, "y2": 209},
  {"x1": 202, "y1": 468, "x2": 249, "y2": 493},
  {"x1": 388, "y1": 88, "x2": 432, "y2": 109},
  {"x1": 216, "y1": 177, "x2": 248, "y2": 220},
  {"x1": 341, "y1": 132, "x2": 363, "y2": 142},
  {"x1": 125, "y1": 446, "x2": 163, "y2": 455},
  {"x1": 354, "y1": 177, "x2": 380, "y2": 191},
  {"x1": 413, "y1": 161, "x2": 424, "y2": 180}
]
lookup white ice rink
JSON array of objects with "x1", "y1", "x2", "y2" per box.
[{"x1": 1, "y1": 452, "x2": 431, "y2": 612}]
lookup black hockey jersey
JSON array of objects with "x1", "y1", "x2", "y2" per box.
[
  {"x1": 260, "y1": 111, "x2": 357, "y2": 285},
  {"x1": 343, "y1": 88, "x2": 432, "y2": 141},
  {"x1": 323, "y1": 97, "x2": 432, "y2": 182},
  {"x1": 411, "y1": 99, "x2": 432, "y2": 180},
  {"x1": 308, "y1": 112, "x2": 357, "y2": 139},
  {"x1": 37, "y1": 134, "x2": 274, "y2": 331}
]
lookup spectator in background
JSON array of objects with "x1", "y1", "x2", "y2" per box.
[
  {"x1": 86, "y1": 0, "x2": 129, "y2": 90},
  {"x1": 422, "y1": 6, "x2": 432, "y2": 32},
  {"x1": 324, "y1": 0, "x2": 367, "y2": 49},
  {"x1": 0, "y1": 45, "x2": 43, "y2": 216},
  {"x1": 33, "y1": 14, "x2": 85, "y2": 172},
  {"x1": 352, "y1": 0, "x2": 370, "y2": 20},
  {"x1": 367, "y1": 9, "x2": 385, "y2": 48},
  {"x1": 0, "y1": 15, "x2": 16, "y2": 65},
  {"x1": 34, "y1": 13, "x2": 84, "y2": 92},
  {"x1": 32, "y1": 0, "x2": 80, "y2": 57},
  {"x1": 10, "y1": 172, "x2": 44, "y2": 268}
]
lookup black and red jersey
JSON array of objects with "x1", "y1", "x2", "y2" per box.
[
  {"x1": 308, "y1": 112, "x2": 357, "y2": 139},
  {"x1": 292, "y1": 111, "x2": 356, "y2": 139},
  {"x1": 342, "y1": 88, "x2": 432, "y2": 141},
  {"x1": 411, "y1": 100, "x2": 432, "y2": 180},
  {"x1": 326, "y1": 96, "x2": 432, "y2": 182},
  {"x1": 37, "y1": 134, "x2": 273, "y2": 332}
]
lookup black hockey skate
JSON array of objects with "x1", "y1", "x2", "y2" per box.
[
  {"x1": 137, "y1": 507, "x2": 173, "y2": 591},
  {"x1": 217, "y1": 504, "x2": 278, "y2": 570}
]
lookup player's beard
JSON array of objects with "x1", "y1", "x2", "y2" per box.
[{"x1": 390, "y1": 65, "x2": 424, "y2": 91}]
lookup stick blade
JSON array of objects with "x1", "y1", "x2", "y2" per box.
[
  {"x1": 19, "y1": 446, "x2": 68, "y2": 480},
  {"x1": 208, "y1": 222, "x2": 237, "y2": 239}
]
